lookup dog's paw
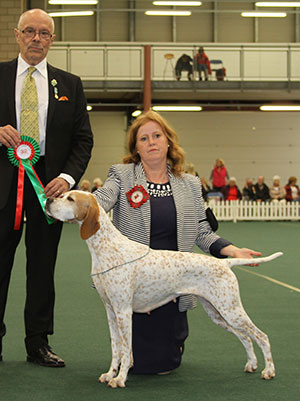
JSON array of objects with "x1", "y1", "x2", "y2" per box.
[
  {"x1": 244, "y1": 361, "x2": 257, "y2": 373},
  {"x1": 107, "y1": 377, "x2": 126, "y2": 388},
  {"x1": 99, "y1": 373, "x2": 113, "y2": 383},
  {"x1": 261, "y1": 366, "x2": 275, "y2": 380}
]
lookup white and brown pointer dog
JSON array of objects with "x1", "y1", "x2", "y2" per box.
[{"x1": 46, "y1": 190, "x2": 282, "y2": 388}]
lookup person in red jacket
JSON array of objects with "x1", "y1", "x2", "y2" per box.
[
  {"x1": 222, "y1": 177, "x2": 242, "y2": 201},
  {"x1": 194, "y1": 47, "x2": 211, "y2": 81},
  {"x1": 210, "y1": 158, "x2": 229, "y2": 192}
]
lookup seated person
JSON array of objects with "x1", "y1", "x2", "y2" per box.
[
  {"x1": 79, "y1": 179, "x2": 91, "y2": 192},
  {"x1": 185, "y1": 162, "x2": 199, "y2": 177},
  {"x1": 285, "y1": 176, "x2": 300, "y2": 202},
  {"x1": 254, "y1": 176, "x2": 270, "y2": 202},
  {"x1": 242, "y1": 178, "x2": 256, "y2": 201},
  {"x1": 200, "y1": 177, "x2": 211, "y2": 202},
  {"x1": 269, "y1": 175, "x2": 286, "y2": 202},
  {"x1": 175, "y1": 54, "x2": 193, "y2": 81},
  {"x1": 222, "y1": 177, "x2": 242, "y2": 201},
  {"x1": 194, "y1": 47, "x2": 211, "y2": 81}
]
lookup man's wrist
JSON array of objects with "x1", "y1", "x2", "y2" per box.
[{"x1": 59, "y1": 173, "x2": 75, "y2": 189}]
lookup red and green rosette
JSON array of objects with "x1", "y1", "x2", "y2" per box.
[
  {"x1": 126, "y1": 185, "x2": 150, "y2": 208},
  {"x1": 7, "y1": 136, "x2": 55, "y2": 230}
]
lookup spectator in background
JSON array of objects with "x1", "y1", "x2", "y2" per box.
[
  {"x1": 185, "y1": 162, "x2": 199, "y2": 177},
  {"x1": 242, "y1": 178, "x2": 256, "y2": 201},
  {"x1": 194, "y1": 47, "x2": 211, "y2": 81},
  {"x1": 270, "y1": 175, "x2": 286, "y2": 202},
  {"x1": 200, "y1": 177, "x2": 211, "y2": 202},
  {"x1": 91, "y1": 177, "x2": 103, "y2": 192},
  {"x1": 285, "y1": 176, "x2": 300, "y2": 202},
  {"x1": 79, "y1": 179, "x2": 91, "y2": 192},
  {"x1": 254, "y1": 176, "x2": 270, "y2": 202},
  {"x1": 175, "y1": 54, "x2": 193, "y2": 81},
  {"x1": 222, "y1": 177, "x2": 242, "y2": 201},
  {"x1": 210, "y1": 158, "x2": 229, "y2": 192}
]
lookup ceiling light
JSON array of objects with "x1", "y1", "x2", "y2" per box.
[
  {"x1": 132, "y1": 110, "x2": 142, "y2": 117},
  {"x1": 255, "y1": 2, "x2": 300, "y2": 7},
  {"x1": 152, "y1": 105, "x2": 202, "y2": 111},
  {"x1": 241, "y1": 11, "x2": 287, "y2": 17},
  {"x1": 260, "y1": 105, "x2": 300, "y2": 111},
  {"x1": 153, "y1": 1, "x2": 201, "y2": 5},
  {"x1": 48, "y1": 11, "x2": 94, "y2": 17},
  {"x1": 145, "y1": 10, "x2": 192, "y2": 16},
  {"x1": 49, "y1": 0, "x2": 98, "y2": 4},
  {"x1": 87, "y1": 105, "x2": 93, "y2": 111}
]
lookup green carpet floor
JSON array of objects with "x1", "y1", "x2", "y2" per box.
[{"x1": 0, "y1": 221, "x2": 299, "y2": 401}]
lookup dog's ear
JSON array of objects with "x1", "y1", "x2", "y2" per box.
[{"x1": 80, "y1": 195, "x2": 100, "y2": 240}]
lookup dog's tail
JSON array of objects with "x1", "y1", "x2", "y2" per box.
[{"x1": 225, "y1": 251, "x2": 283, "y2": 269}]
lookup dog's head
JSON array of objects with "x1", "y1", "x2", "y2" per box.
[{"x1": 45, "y1": 190, "x2": 100, "y2": 240}]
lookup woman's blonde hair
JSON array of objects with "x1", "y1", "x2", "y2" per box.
[{"x1": 123, "y1": 110, "x2": 185, "y2": 176}]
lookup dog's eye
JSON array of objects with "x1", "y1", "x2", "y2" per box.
[{"x1": 67, "y1": 196, "x2": 74, "y2": 202}]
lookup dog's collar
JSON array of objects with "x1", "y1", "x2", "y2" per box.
[{"x1": 91, "y1": 247, "x2": 151, "y2": 276}]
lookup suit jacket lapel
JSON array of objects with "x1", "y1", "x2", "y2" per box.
[
  {"x1": 46, "y1": 64, "x2": 56, "y2": 132},
  {"x1": 7, "y1": 59, "x2": 17, "y2": 127}
]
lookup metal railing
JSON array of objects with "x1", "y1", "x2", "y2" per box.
[{"x1": 48, "y1": 42, "x2": 300, "y2": 82}]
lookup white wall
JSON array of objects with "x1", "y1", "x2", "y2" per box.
[
  {"x1": 83, "y1": 112, "x2": 128, "y2": 186},
  {"x1": 81, "y1": 111, "x2": 300, "y2": 190}
]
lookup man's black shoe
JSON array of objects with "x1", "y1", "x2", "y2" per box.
[{"x1": 27, "y1": 346, "x2": 65, "y2": 367}]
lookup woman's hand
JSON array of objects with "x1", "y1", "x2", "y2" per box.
[{"x1": 221, "y1": 245, "x2": 262, "y2": 266}]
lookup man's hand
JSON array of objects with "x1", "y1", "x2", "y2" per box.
[
  {"x1": 0, "y1": 125, "x2": 21, "y2": 148},
  {"x1": 45, "y1": 177, "x2": 70, "y2": 198}
]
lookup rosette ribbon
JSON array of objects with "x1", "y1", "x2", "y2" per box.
[
  {"x1": 7, "y1": 136, "x2": 55, "y2": 230},
  {"x1": 126, "y1": 185, "x2": 150, "y2": 208}
]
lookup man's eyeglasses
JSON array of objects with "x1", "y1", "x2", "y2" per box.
[{"x1": 19, "y1": 28, "x2": 53, "y2": 40}]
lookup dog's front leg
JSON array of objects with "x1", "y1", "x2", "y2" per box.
[
  {"x1": 99, "y1": 304, "x2": 121, "y2": 384},
  {"x1": 106, "y1": 308, "x2": 133, "y2": 388}
]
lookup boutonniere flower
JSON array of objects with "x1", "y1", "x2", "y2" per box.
[
  {"x1": 51, "y1": 79, "x2": 59, "y2": 99},
  {"x1": 126, "y1": 185, "x2": 150, "y2": 208}
]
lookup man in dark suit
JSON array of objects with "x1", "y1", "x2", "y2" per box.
[{"x1": 0, "y1": 9, "x2": 93, "y2": 366}]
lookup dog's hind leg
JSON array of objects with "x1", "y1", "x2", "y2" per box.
[
  {"x1": 204, "y1": 298, "x2": 275, "y2": 380},
  {"x1": 99, "y1": 304, "x2": 122, "y2": 385},
  {"x1": 198, "y1": 297, "x2": 258, "y2": 373},
  {"x1": 221, "y1": 309, "x2": 275, "y2": 380}
]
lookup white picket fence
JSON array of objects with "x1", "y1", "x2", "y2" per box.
[{"x1": 206, "y1": 200, "x2": 300, "y2": 223}]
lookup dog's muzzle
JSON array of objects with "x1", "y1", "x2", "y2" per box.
[{"x1": 45, "y1": 198, "x2": 54, "y2": 215}]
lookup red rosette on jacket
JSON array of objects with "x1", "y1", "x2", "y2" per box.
[{"x1": 126, "y1": 185, "x2": 150, "y2": 208}]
